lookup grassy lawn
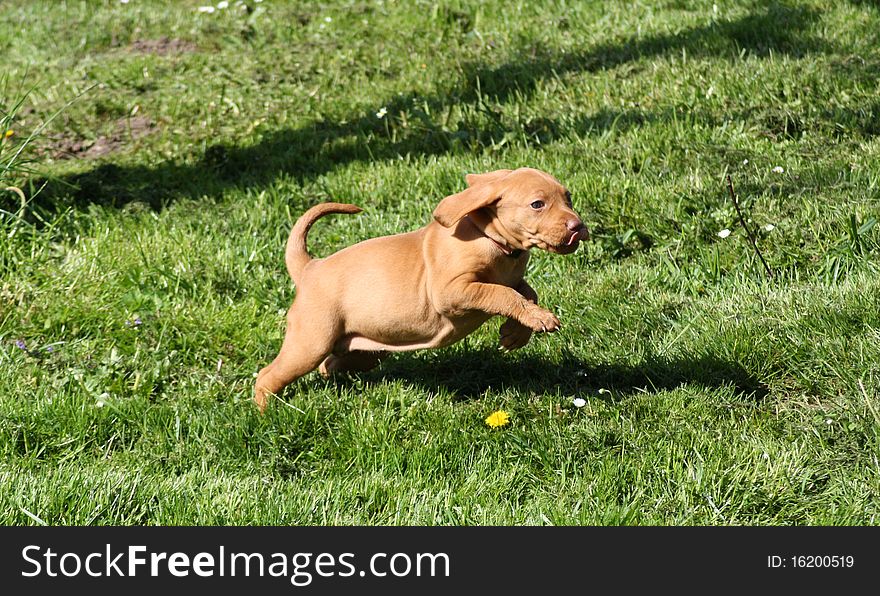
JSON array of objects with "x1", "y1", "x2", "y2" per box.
[{"x1": 1, "y1": 0, "x2": 878, "y2": 525}]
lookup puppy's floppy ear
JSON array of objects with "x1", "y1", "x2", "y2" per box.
[
  {"x1": 465, "y1": 169, "x2": 512, "y2": 187},
  {"x1": 433, "y1": 170, "x2": 511, "y2": 227}
]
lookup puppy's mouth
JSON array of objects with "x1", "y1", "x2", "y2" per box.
[{"x1": 547, "y1": 229, "x2": 587, "y2": 254}]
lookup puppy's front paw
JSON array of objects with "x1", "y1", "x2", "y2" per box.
[
  {"x1": 500, "y1": 318, "x2": 532, "y2": 351},
  {"x1": 521, "y1": 306, "x2": 560, "y2": 333}
]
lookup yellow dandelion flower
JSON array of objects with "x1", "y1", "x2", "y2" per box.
[
  {"x1": 3, "y1": 130, "x2": 13, "y2": 139},
  {"x1": 485, "y1": 409, "x2": 510, "y2": 428}
]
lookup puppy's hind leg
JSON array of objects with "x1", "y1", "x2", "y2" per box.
[
  {"x1": 319, "y1": 350, "x2": 388, "y2": 378},
  {"x1": 254, "y1": 307, "x2": 339, "y2": 413}
]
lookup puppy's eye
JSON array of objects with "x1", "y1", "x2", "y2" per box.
[{"x1": 530, "y1": 200, "x2": 545, "y2": 210}]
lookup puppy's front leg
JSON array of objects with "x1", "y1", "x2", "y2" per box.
[
  {"x1": 445, "y1": 280, "x2": 559, "y2": 333},
  {"x1": 499, "y1": 281, "x2": 538, "y2": 350}
]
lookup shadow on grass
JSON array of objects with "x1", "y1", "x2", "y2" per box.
[
  {"x1": 28, "y1": 3, "x2": 830, "y2": 213},
  {"x1": 367, "y1": 348, "x2": 770, "y2": 402}
]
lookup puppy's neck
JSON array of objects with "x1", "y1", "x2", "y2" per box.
[{"x1": 464, "y1": 211, "x2": 523, "y2": 258}]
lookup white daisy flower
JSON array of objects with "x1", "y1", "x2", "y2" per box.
[
  {"x1": 763, "y1": 223, "x2": 775, "y2": 232},
  {"x1": 717, "y1": 228, "x2": 731, "y2": 238},
  {"x1": 198, "y1": 5, "x2": 215, "y2": 13},
  {"x1": 217, "y1": 0, "x2": 229, "y2": 8},
  {"x1": 771, "y1": 166, "x2": 784, "y2": 174},
  {"x1": 376, "y1": 106, "x2": 388, "y2": 119},
  {"x1": 742, "y1": 159, "x2": 749, "y2": 165},
  {"x1": 572, "y1": 397, "x2": 587, "y2": 408}
]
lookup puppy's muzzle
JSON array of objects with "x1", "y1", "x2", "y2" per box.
[
  {"x1": 567, "y1": 220, "x2": 589, "y2": 244},
  {"x1": 554, "y1": 220, "x2": 588, "y2": 254}
]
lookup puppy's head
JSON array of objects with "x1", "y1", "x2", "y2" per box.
[{"x1": 433, "y1": 167, "x2": 588, "y2": 254}]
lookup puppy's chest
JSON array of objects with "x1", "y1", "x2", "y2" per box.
[{"x1": 478, "y1": 255, "x2": 528, "y2": 287}]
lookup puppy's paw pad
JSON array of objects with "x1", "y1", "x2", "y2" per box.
[{"x1": 500, "y1": 319, "x2": 532, "y2": 350}]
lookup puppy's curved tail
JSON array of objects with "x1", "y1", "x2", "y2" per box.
[{"x1": 285, "y1": 202, "x2": 362, "y2": 285}]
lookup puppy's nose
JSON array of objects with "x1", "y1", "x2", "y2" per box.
[{"x1": 567, "y1": 220, "x2": 588, "y2": 239}]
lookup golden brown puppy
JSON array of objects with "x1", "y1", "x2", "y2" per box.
[{"x1": 254, "y1": 167, "x2": 587, "y2": 411}]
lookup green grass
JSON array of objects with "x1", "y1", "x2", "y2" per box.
[{"x1": 1, "y1": 0, "x2": 879, "y2": 525}]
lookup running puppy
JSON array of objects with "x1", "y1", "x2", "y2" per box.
[{"x1": 255, "y1": 167, "x2": 588, "y2": 411}]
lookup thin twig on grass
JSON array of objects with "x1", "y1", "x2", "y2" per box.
[
  {"x1": 857, "y1": 380, "x2": 880, "y2": 426},
  {"x1": 727, "y1": 174, "x2": 773, "y2": 279}
]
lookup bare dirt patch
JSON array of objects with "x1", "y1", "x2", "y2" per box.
[
  {"x1": 129, "y1": 37, "x2": 197, "y2": 55},
  {"x1": 43, "y1": 115, "x2": 157, "y2": 160}
]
